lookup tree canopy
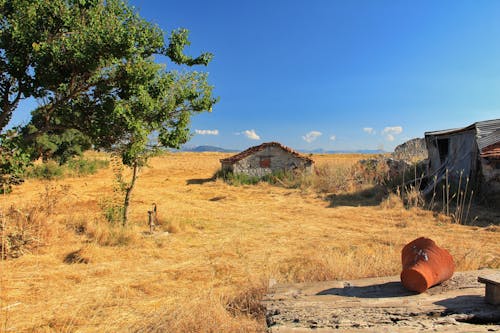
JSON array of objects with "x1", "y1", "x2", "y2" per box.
[
  {"x1": 0, "y1": 0, "x2": 218, "y2": 220},
  {"x1": 1, "y1": 0, "x2": 217, "y2": 156},
  {"x1": 1, "y1": 0, "x2": 160, "y2": 130}
]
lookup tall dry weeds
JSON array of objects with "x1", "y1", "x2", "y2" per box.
[
  {"x1": 0, "y1": 184, "x2": 69, "y2": 259},
  {"x1": 312, "y1": 163, "x2": 356, "y2": 193}
]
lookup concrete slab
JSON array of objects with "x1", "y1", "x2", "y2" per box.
[
  {"x1": 263, "y1": 269, "x2": 500, "y2": 332},
  {"x1": 479, "y1": 273, "x2": 500, "y2": 305}
]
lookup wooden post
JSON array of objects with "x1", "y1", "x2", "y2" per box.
[
  {"x1": 152, "y1": 203, "x2": 157, "y2": 225},
  {"x1": 148, "y1": 211, "x2": 154, "y2": 233},
  {"x1": 148, "y1": 203, "x2": 157, "y2": 233}
]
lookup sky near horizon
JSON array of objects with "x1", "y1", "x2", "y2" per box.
[{"x1": 11, "y1": 1, "x2": 500, "y2": 151}]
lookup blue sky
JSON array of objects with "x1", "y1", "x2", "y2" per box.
[{"x1": 11, "y1": 1, "x2": 500, "y2": 151}]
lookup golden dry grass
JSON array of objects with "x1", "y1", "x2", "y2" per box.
[{"x1": 1, "y1": 152, "x2": 498, "y2": 332}]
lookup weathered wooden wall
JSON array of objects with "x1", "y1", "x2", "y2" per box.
[{"x1": 426, "y1": 130, "x2": 478, "y2": 182}]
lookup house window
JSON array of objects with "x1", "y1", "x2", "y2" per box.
[
  {"x1": 437, "y1": 138, "x2": 449, "y2": 163},
  {"x1": 259, "y1": 156, "x2": 271, "y2": 168}
]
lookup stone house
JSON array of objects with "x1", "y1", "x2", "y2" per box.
[
  {"x1": 423, "y1": 119, "x2": 499, "y2": 195},
  {"x1": 220, "y1": 142, "x2": 314, "y2": 177}
]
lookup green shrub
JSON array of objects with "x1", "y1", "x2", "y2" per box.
[
  {"x1": 24, "y1": 160, "x2": 64, "y2": 179},
  {"x1": 65, "y1": 158, "x2": 109, "y2": 177},
  {"x1": 98, "y1": 199, "x2": 125, "y2": 224},
  {"x1": 1, "y1": 131, "x2": 31, "y2": 193},
  {"x1": 216, "y1": 169, "x2": 310, "y2": 188},
  {"x1": 217, "y1": 170, "x2": 261, "y2": 186},
  {"x1": 24, "y1": 157, "x2": 109, "y2": 180}
]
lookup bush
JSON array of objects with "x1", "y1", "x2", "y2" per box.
[
  {"x1": 101, "y1": 202, "x2": 125, "y2": 225},
  {"x1": 0, "y1": 131, "x2": 31, "y2": 193},
  {"x1": 65, "y1": 158, "x2": 109, "y2": 177},
  {"x1": 312, "y1": 164, "x2": 355, "y2": 193},
  {"x1": 0, "y1": 184, "x2": 69, "y2": 259},
  {"x1": 24, "y1": 157, "x2": 109, "y2": 180},
  {"x1": 216, "y1": 169, "x2": 311, "y2": 188},
  {"x1": 215, "y1": 170, "x2": 260, "y2": 186},
  {"x1": 0, "y1": 206, "x2": 49, "y2": 259},
  {"x1": 24, "y1": 160, "x2": 64, "y2": 179}
]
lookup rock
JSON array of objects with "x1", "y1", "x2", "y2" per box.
[
  {"x1": 262, "y1": 270, "x2": 500, "y2": 332},
  {"x1": 392, "y1": 138, "x2": 428, "y2": 162}
]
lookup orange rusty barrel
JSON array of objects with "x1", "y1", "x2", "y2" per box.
[{"x1": 400, "y1": 237, "x2": 455, "y2": 293}]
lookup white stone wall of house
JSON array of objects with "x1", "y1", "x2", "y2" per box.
[{"x1": 232, "y1": 146, "x2": 312, "y2": 177}]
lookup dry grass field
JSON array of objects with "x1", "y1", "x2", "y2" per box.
[{"x1": 1, "y1": 152, "x2": 499, "y2": 332}]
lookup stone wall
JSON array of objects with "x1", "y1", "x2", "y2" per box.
[{"x1": 231, "y1": 146, "x2": 312, "y2": 177}]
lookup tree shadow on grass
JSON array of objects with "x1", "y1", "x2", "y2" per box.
[
  {"x1": 326, "y1": 185, "x2": 387, "y2": 207},
  {"x1": 316, "y1": 282, "x2": 416, "y2": 298},
  {"x1": 186, "y1": 177, "x2": 215, "y2": 185}
]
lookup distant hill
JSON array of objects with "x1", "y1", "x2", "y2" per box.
[
  {"x1": 180, "y1": 145, "x2": 238, "y2": 153},
  {"x1": 298, "y1": 149, "x2": 386, "y2": 154},
  {"x1": 353, "y1": 149, "x2": 386, "y2": 154},
  {"x1": 180, "y1": 145, "x2": 385, "y2": 154}
]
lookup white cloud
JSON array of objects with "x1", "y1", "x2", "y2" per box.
[
  {"x1": 195, "y1": 129, "x2": 219, "y2": 135},
  {"x1": 242, "y1": 129, "x2": 260, "y2": 140},
  {"x1": 382, "y1": 126, "x2": 403, "y2": 141},
  {"x1": 302, "y1": 131, "x2": 322, "y2": 143},
  {"x1": 382, "y1": 126, "x2": 403, "y2": 135},
  {"x1": 363, "y1": 127, "x2": 375, "y2": 135},
  {"x1": 329, "y1": 135, "x2": 336, "y2": 141}
]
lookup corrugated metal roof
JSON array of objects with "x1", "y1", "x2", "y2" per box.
[
  {"x1": 476, "y1": 119, "x2": 500, "y2": 150},
  {"x1": 424, "y1": 123, "x2": 476, "y2": 136},
  {"x1": 425, "y1": 119, "x2": 500, "y2": 151}
]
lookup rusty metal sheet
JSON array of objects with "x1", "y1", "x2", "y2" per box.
[{"x1": 481, "y1": 142, "x2": 500, "y2": 158}]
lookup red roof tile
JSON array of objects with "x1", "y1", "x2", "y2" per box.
[{"x1": 220, "y1": 142, "x2": 314, "y2": 164}]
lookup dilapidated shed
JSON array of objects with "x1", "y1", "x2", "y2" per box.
[
  {"x1": 424, "y1": 119, "x2": 500, "y2": 194},
  {"x1": 220, "y1": 142, "x2": 314, "y2": 177}
]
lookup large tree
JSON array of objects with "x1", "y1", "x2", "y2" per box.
[
  {"x1": 0, "y1": 0, "x2": 167, "y2": 132},
  {"x1": 0, "y1": 0, "x2": 162, "y2": 188},
  {"x1": 1, "y1": 1, "x2": 218, "y2": 222},
  {"x1": 30, "y1": 31, "x2": 217, "y2": 224}
]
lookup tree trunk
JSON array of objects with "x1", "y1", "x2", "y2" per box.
[{"x1": 122, "y1": 162, "x2": 139, "y2": 226}]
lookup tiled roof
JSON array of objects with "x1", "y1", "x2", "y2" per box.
[{"x1": 220, "y1": 142, "x2": 314, "y2": 164}]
